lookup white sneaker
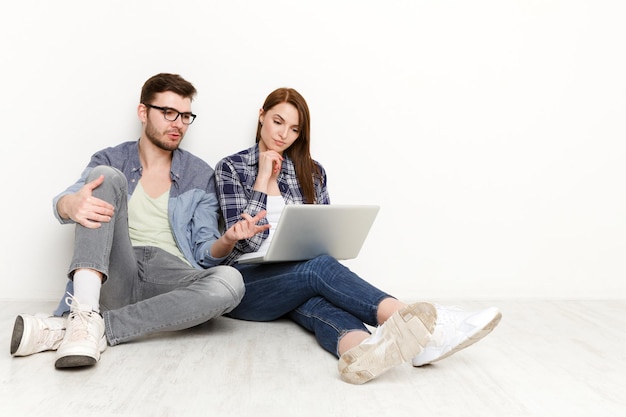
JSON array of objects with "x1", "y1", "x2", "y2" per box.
[
  {"x1": 411, "y1": 305, "x2": 502, "y2": 367},
  {"x1": 338, "y1": 302, "x2": 437, "y2": 384},
  {"x1": 55, "y1": 295, "x2": 107, "y2": 368},
  {"x1": 11, "y1": 314, "x2": 66, "y2": 356}
]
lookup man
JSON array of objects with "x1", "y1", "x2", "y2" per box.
[{"x1": 10, "y1": 73, "x2": 268, "y2": 368}]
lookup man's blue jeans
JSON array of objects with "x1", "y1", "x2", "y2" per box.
[
  {"x1": 55, "y1": 165, "x2": 245, "y2": 346},
  {"x1": 230, "y1": 255, "x2": 392, "y2": 357}
]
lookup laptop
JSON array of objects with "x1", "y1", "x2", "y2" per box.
[{"x1": 236, "y1": 204, "x2": 380, "y2": 264}]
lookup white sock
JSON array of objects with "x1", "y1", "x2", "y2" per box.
[{"x1": 72, "y1": 270, "x2": 102, "y2": 312}]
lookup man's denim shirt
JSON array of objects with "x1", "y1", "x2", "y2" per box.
[{"x1": 53, "y1": 140, "x2": 226, "y2": 315}]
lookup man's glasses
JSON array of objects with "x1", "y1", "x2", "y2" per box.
[{"x1": 143, "y1": 103, "x2": 197, "y2": 125}]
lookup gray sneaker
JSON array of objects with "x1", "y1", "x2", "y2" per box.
[
  {"x1": 11, "y1": 314, "x2": 66, "y2": 356},
  {"x1": 54, "y1": 296, "x2": 106, "y2": 369},
  {"x1": 338, "y1": 302, "x2": 437, "y2": 384}
]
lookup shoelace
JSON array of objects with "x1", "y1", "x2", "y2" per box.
[
  {"x1": 34, "y1": 317, "x2": 66, "y2": 348},
  {"x1": 64, "y1": 292, "x2": 99, "y2": 341}
]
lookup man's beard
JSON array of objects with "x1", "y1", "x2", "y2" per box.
[{"x1": 145, "y1": 120, "x2": 182, "y2": 152}]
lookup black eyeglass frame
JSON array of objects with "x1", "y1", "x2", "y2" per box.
[{"x1": 143, "y1": 103, "x2": 197, "y2": 125}]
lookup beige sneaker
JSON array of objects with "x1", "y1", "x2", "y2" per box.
[
  {"x1": 338, "y1": 302, "x2": 437, "y2": 384},
  {"x1": 11, "y1": 314, "x2": 66, "y2": 356},
  {"x1": 55, "y1": 295, "x2": 106, "y2": 369}
]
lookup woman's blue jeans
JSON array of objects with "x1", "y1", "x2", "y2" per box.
[{"x1": 229, "y1": 255, "x2": 392, "y2": 358}]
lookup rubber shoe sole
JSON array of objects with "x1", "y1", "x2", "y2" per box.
[
  {"x1": 55, "y1": 336, "x2": 107, "y2": 368},
  {"x1": 10, "y1": 315, "x2": 25, "y2": 355},
  {"x1": 338, "y1": 302, "x2": 437, "y2": 384}
]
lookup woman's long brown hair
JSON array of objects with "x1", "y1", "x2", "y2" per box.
[{"x1": 256, "y1": 88, "x2": 321, "y2": 203}]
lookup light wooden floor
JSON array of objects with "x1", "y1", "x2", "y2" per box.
[{"x1": 2, "y1": 299, "x2": 625, "y2": 417}]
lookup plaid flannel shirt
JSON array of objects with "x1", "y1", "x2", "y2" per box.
[{"x1": 214, "y1": 144, "x2": 329, "y2": 265}]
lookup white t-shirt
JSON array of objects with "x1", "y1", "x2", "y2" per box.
[{"x1": 255, "y1": 195, "x2": 286, "y2": 254}]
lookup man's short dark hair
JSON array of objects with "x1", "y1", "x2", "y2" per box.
[{"x1": 140, "y1": 73, "x2": 197, "y2": 104}]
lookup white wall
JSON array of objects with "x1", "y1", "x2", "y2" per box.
[{"x1": 2, "y1": 0, "x2": 625, "y2": 301}]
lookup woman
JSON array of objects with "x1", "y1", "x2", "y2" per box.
[{"x1": 214, "y1": 87, "x2": 501, "y2": 384}]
